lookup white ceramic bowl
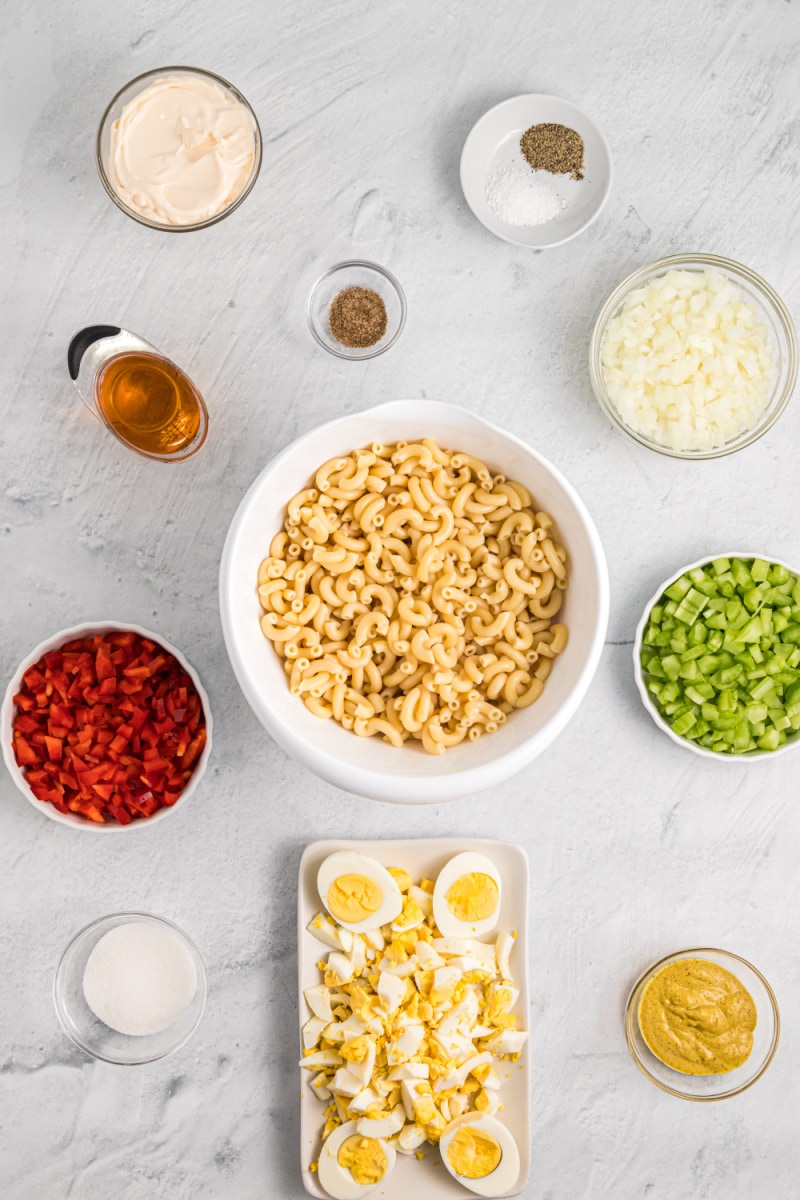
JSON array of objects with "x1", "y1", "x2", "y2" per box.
[
  {"x1": 1, "y1": 622, "x2": 213, "y2": 830},
  {"x1": 219, "y1": 400, "x2": 609, "y2": 803},
  {"x1": 634, "y1": 553, "x2": 800, "y2": 761},
  {"x1": 460, "y1": 94, "x2": 612, "y2": 249}
]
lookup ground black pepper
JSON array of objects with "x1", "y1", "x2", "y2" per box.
[
  {"x1": 520, "y1": 123, "x2": 584, "y2": 180},
  {"x1": 329, "y1": 286, "x2": 388, "y2": 349}
]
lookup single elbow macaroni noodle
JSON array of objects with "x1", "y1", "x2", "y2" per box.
[{"x1": 256, "y1": 439, "x2": 570, "y2": 754}]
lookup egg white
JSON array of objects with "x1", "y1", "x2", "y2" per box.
[
  {"x1": 318, "y1": 852, "x2": 403, "y2": 932},
  {"x1": 317, "y1": 1120, "x2": 396, "y2": 1200},
  {"x1": 439, "y1": 1112, "x2": 520, "y2": 1197},
  {"x1": 433, "y1": 852, "x2": 502, "y2": 939}
]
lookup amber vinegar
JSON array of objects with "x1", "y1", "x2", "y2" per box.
[{"x1": 95, "y1": 352, "x2": 206, "y2": 459}]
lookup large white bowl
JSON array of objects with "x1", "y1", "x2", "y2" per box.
[
  {"x1": 1, "y1": 622, "x2": 213, "y2": 831},
  {"x1": 634, "y1": 552, "x2": 800, "y2": 761},
  {"x1": 219, "y1": 401, "x2": 609, "y2": 803}
]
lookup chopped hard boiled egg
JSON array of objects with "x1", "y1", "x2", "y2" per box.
[
  {"x1": 433, "y1": 853, "x2": 502, "y2": 939},
  {"x1": 302, "y1": 854, "x2": 526, "y2": 1200},
  {"x1": 318, "y1": 852, "x2": 403, "y2": 933},
  {"x1": 439, "y1": 1112, "x2": 521, "y2": 1197},
  {"x1": 318, "y1": 1120, "x2": 396, "y2": 1200}
]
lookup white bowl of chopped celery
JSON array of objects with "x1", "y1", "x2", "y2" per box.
[{"x1": 635, "y1": 554, "x2": 800, "y2": 759}]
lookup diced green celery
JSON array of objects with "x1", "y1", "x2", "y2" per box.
[
  {"x1": 688, "y1": 622, "x2": 708, "y2": 646},
  {"x1": 674, "y1": 587, "x2": 707, "y2": 626},
  {"x1": 744, "y1": 703, "x2": 768, "y2": 724},
  {"x1": 733, "y1": 722, "x2": 752, "y2": 749},
  {"x1": 774, "y1": 612, "x2": 790, "y2": 633},
  {"x1": 750, "y1": 644, "x2": 764, "y2": 664},
  {"x1": 774, "y1": 714, "x2": 791, "y2": 731},
  {"x1": 705, "y1": 613, "x2": 728, "y2": 630},
  {"x1": 650, "y1": 604, "x2": 664, "y2": 624},
  {"x1": 685, "y1": 684, "x2": 713, "y2": 704},
  {"x1": 768, "y1": 563, "x2": 790, "y2": 585},
  {"x1": 749, "y1": 677, "x2": 775, "y2": 701},
  {"x1": 661, "y1": 655, "x2": 682, "y2": 681},
  {"x1": 663, "y1": 600, "x2": 678, "y2": 617},
  {"x1": 718, "y1": 580, "x2": 734, "y2": 597},
  {"x1": 647, "y1": 657, "x2": 666, "y2": 680},
  {"x1": 672, "y1": 711, "x2": 697, "y2": 736},
  {"x1": 680, "y1": 645, "x2": 707, "y2": 662},
  {"x1": 712, "y1": 557, "x2": 731, "y2": 575},
  {"x1": 740, "y1": 617, "x2": 763, "y2": 643},
  {"x1": 718, "y1": 689, "x2": 738, "y2": 713},
  {"x1": 773, "y1": 671, "x2": 798, "y2": 686},
  {"x1": 688, "y1": 567, "x2": 707, "y2": 584},
  {"x1": 751, "y1": 558, "x2": 770, "y2": 582},
  {"x1": 664, "y1": 576, "x2": 692, "y2": 602},
  {"x1": 678, "y1": 661, "x2": 701, "y2": 681},
  {"x1": 788, "y1": 649, "x2": 800, "y2": 668},
  {"x1": 701, "y1": 703, "x2": 719, "y2": 721},
  {"x1": 698, "y1": 654, "x2": 721, "y2": 675},
  {"x1": 751, "y1": 721, "x2": 766, "y2": 737},
  {"x1": 758, "y1": 728, "x2": 781, "y2": 751},
  {"x1": 731, "y1": 558, "x2": 753, "y2": 588},
  {"x1": 661, "y1": 682, "x2": 680, "y2": 704},
  {"x1": 692, "y1": 719, "x2": 710, "y2": 737},
  {"x1": 781, "y1": 626, "x2": 800, "y2": 645}
]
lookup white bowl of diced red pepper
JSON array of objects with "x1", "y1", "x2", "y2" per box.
[
  {"x1": 1, "y1": 622, "x2": 212, "y2": 830},
  {"x1": 634, "y1": 554, "x2": 800, "y2": 760}
]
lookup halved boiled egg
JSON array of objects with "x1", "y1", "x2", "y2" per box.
[
  {"x1": 318, "y1": 852, "x2": 403, "y2": 933},
  {"x1": 317, "y1": 1120, "x2": 397, "y2": 1200},
  {"x1": 433, "y1": 852, "x2": 502, "y2": 938},
  {"x1": 439, "y1": 1113, "x2": 520, "y2": 1197}
]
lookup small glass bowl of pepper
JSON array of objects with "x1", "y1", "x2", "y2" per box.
[{"x1": 307, "y1": 261, "x2": 406, "y2": 360}]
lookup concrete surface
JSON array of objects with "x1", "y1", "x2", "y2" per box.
[{"x1": 1, "y1": 0, "x2": 799, "y2": 1196}]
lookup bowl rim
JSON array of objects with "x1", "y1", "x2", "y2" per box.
[
  {"x1": 633, "y1": 551, "x2": 800, "y2": 762},
  {"x1": 306, "y1": 260, "x2": 407, "y2": 360},
  {"x1": 95, "y1": 64, "x2": 263, "y2": 232},
  {"x1": 459, "y1": 92, "x2": 613, "y2": 250},
  {"x1": 1, "y1": 620, "x2": 213, "y2": 830},
  {"x1": 219, "y1": 398, "x2": 610, "y2": 803},
  {"x1": 53, "y1": 910, "x2": 208, "y2": 1064},
  {"x1": 624, "y1": 946, "x2": 780, "y2": 1101},
  {"x1": 589, "y1": 252, "x2": 799, "y2": 460}
]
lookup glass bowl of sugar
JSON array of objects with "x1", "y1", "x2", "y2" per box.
[{"x1": 54, "y1": 912, "x2": 207, "y2": 1065}]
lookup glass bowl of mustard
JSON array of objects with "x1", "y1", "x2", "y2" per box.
[{"x1": 625, "y1": 948, "x2": 780, "y2": 1100}]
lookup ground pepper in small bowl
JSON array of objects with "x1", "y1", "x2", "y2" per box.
[
  {"x1": 520, "y1": 123, "x2": 584, "y2": 180},
  {"x1": 329, "y1": 286, "x2": 387, "y2": 349}
]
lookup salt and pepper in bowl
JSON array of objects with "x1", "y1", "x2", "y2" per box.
[{"x1": 460, "y1": 93, "x2": 612, "y2": 249}]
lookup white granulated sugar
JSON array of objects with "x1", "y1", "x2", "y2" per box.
[
  {"x1": 83, "y1": 921, "x2": 197, "y2": 1036},
  {"x1": 485, "y1": 156, "x2": 565, "y2": 227}
]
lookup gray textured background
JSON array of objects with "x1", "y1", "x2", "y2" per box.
[{"x1": 1, "y1": 0, "x2": 799, "y2": 1197}]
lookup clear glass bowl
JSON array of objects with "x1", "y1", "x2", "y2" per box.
[
  {"x1": 589, "y1": 253, "x2": 798, "y2": 459},
  {"x1": 625, "y1": 947, "x2": 780, "y2": 1101},
  {"x1": 307, "y1": 261, "x2": 406, "y2": 360},
  {"x1": 54, "y1": 913, "x2": 207, "y2": 1063},
  {"x1": 96, "y1": 66, "x2": 262, "y2": 232}
]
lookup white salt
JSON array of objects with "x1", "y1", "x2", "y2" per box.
[
  {"x1": 485, "y1": 157, "x2": 565, "y2": 227},
  {"x1": 83, "y1": 920, "x2": 197, "y2": 1036}
]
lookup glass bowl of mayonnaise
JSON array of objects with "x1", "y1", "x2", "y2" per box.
[{"x1": 96, "y1": 66, "x2": 262, "y2": 232}]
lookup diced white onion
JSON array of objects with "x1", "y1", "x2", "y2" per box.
[{"x1": 600, "y1": 269, "x2": 776, "y2": 451}]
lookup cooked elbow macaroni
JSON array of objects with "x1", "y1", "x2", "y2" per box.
[{"x1": 257, "y1": 439, "x2": 569, "y2": 754}]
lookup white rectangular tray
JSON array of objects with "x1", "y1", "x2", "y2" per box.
[{"x1": 298, "y1": 838, "x2": 531, "y2": 1199}]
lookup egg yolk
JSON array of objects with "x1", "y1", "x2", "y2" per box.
[
  {"x1": 337, "y1": 1135, "x2": 388, "y2": 1184},
  {"x1": 328, "y1": 874, "x2": 383, "y2": 923},
  {"x1": 447, "y1": 1127, "x2": 502, "y2": 1179},
  {"x1": 445, "y1": 873, "x2": 498, "y2": 923}
]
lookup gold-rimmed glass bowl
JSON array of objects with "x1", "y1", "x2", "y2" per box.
[
  {"x1": 589, "y1": 254, "x2": 798, "y2": 459},
  {"x1": 96, "y1": 66, "x2": 262, "y2": 232},
  {"x1": 625, "y1": 947, "x2": 780, "y2": 1100}
]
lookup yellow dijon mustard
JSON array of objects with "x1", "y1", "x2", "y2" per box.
[{"x1": 637, "y1": 958, "x2": 757, "y2": 1075}]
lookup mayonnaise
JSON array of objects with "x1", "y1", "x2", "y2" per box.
[{"x1": 108, "y1": 74, "x2": 256, "y2": 225}]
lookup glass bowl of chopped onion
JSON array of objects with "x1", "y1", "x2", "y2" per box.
[{"x1": 589, "y1": 254, "x2": 797, "y2": 459}]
